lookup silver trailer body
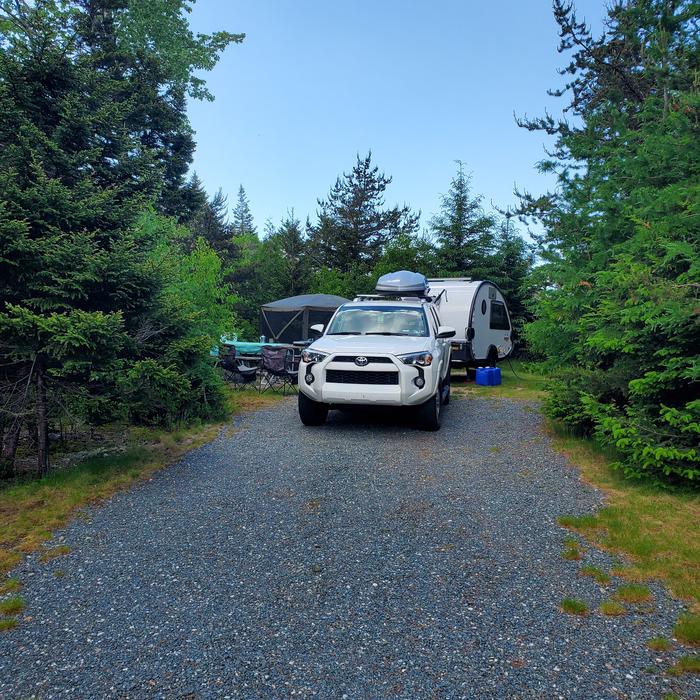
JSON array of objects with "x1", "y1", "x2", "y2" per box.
[{"x1": 428, "y1": 278, "x2": 513, "y2": 366}]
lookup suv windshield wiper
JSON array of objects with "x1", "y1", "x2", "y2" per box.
[
  {"x1": 365, "y1": 332, "x2": 410, "y2": 336},
  {"x1": 327, "y1": 332, "x2": 360, "y2": 335}
]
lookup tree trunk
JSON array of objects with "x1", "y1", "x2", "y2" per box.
[
  {"x1": 0, "y1": 419, "x2": 21, "y2": 479},
  {"x1": 36, "y1": 355, "x2": 49, "y2": 475}
]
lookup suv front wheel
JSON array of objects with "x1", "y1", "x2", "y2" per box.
[
  {"x1": 416, "y1": 388, "x2": 441, "y2": 431},
  {"x1": 298, "y1": 392, "x2": 328, "y2": 426}
]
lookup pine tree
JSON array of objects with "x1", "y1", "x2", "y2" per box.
[
  {"x1": 186, "y1": 187, "x2": 235, "y2": 260},
  {"x1": 0, "y1": 0, "x2": 240, "y2": 475},
  {"x1": 429, "y1": 162, "x2": 495, "y2": 275},
  {"x1": 518, "y1": 0, "x2": 700, "y2": 482},
  {"x1": 268, "y1": 211, "x2": 311, "y2": 297},
  {"x1": 310, "y1": 152, "x2": 419, "y2": 272},
  {"x1": 481, "y1": 218, "x2": 535, "y2": 341},
  {"x1": 231, "y1": 185, "x2": 257, "y2": 236}
]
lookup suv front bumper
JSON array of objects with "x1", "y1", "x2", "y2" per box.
[{"x1": 298, "y1": 354, "x2": 438, "y2": 406}]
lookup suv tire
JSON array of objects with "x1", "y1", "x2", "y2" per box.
[
  {"x1": 442, "y1": 365, "x2": 451, "y2": 405},
  {"x1": 416, "y1": 389, "x2": 441, "y2": 431},
  {"x1": 298, "y1": 392, "x2": 328, "y2": 426}
]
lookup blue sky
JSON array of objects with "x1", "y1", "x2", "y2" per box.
[{"x1": 186, "y1": 1, "x2": 606, "y2": 236}]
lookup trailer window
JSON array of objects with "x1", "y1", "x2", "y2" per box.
[{"x1": 489, "y1": 301, "x2": 509, "y2": 330}]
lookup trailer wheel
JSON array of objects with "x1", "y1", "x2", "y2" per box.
[{"x1": 486, "y1": 347, "x2": 498, "y2": 367}]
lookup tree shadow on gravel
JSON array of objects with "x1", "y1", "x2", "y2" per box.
[{"x1": 322, "y1": 405, "x2": 447, "y2": 433}]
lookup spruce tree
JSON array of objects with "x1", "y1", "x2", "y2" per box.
[
  {"x1": 186, "y1": 187, "x2": 235, "y2": 260},
  {"x1": 268, "y1": 211, "x2": 311, "y2": 297},
  {"x1": 519, "y1": 0, "x2": 700, "y2": 482},
  {"x1": 429, "y1": 162, "x2": 495, "y2": 275},
  {"x1": 310, "y1": 152, "x2": 419, "y2": 272},
  {"x1": 231, "y1": 185, "x2": 257, "y2": 236},
  {"x1": 0, "y1": 0, "x2": 240, "y2": 475}
]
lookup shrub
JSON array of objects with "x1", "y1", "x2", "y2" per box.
[{"x1": 121, "y1": 360, "x2": 192, "y2": 427}]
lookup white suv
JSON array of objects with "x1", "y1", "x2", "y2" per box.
[{"x1": 297, "y1": 298, "x2": 455, "y2": 430}]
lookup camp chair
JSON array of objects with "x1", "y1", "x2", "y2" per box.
[
  {"x1": 258, "y1": 346, "x2": 297, "y2": 395},
  {"x1": 218, "y1": 345, "x2": 257, "y2": 388}
]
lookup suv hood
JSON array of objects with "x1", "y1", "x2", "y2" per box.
[{"x1": 311, "y1": 334, "x2": 432, "y2": 356}]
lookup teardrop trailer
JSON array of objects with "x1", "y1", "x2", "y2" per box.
[
  {"x1": 427, "y1": 278, "x2": 513, "y2": 368},
  {"x1": 296, "y1": 271, "x2": 514, "y2": 430}
]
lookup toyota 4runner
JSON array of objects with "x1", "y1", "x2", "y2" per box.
[{"x1": 297, "y1": 292, "x2": 455, "y2": 430}]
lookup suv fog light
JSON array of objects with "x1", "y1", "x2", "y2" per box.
[
  {"x1": 305, "y1": 373, "x2": 315, "y2": 384},
  {"x1": 414, "y1": 376, "x2": 425, "y2": 388}
]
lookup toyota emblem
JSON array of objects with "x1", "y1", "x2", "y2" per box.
[{"x1": 355, "y1": 356, "x2": 369, "y2": 367}]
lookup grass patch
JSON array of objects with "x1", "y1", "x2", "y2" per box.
[
  {"x1": 599, "y1": 600, "x2": 626, "y2": 616},
  {"x1": 38, "y1": 544, "x2": 71, "y2": 562},
  {"x1": 674, "y1": 612, "x2": 700, "y2": 647},
  {"x1": 0, "y1": 578, "x2": 21, "y2": 595},
  {"x1": 667, "y1": 655, "x2": 700, "y2": 676},
  {"x1": 563, "y1": 539, "x2": 584, "y2": 561},
  {"x1": 613, "y1": 584, "x2": 653, "y2": 604},
  {"x1": 579, "y1": 566, "x2": 611, "y2": 585},
  {"x1": 0, "y1": 618, "x2": 17, "y2": 632},
  {"x1": 560, "y1": 597, "x2": 589, "y2": 615},
  {"x1": 647, "y1": 637, "x2": 672, "y2": 652},
  {"x1": 0, "y1": 387, "x2": 284, "y2": 578},
  {"x1": 550, "y1": 422, "x2": 700, "y2": 613},
  {"x1": 0, "y1": 595, "x2": 24, "y2": 616},
  {"x1": 451, "y1": 359, "x2": 548, "y2": 401}
]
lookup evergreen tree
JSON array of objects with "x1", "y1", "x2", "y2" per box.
[
  {"x1": 267, "y1": 211, "x2": 311, "y2": 297},
  {"x1": 231, "y1": 185, "x2": 257, "y2": 236},
  {"x1": 519, "y1": 0, "x2": 699, "y2": 483},
  {"x1": 481, "y1": 218, "x2": 535, "y2": 343},
  {"x1": 178, "y1": 173, "x2": 210, "y2": 227},
  {"x1": 186, "y1": 187, "x2": 235, "y2": 260},
  {"x1": 310, "y1": 152, "x2": 419, "y2": 272},
  {"x1": 0, "y1": 0, "x2": 240, "y2": 476},
  {"x1": 429, "y1": 162, "x2": 495, "y2": 275}
]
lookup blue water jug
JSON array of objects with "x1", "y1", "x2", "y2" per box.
[
  {"x1": 476, "y1": 367, "x2": 502, "y2": 386},
  {"x1": 475, "y1": 367, "x2": 490, "y2": 386}
]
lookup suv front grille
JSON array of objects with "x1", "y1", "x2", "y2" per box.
[
  {"x1": 332, "y1": 356, "x2": 393, "y2": 364},
  {"x1": 326, "y1": 369, "x2": 399, "y2": 385}
]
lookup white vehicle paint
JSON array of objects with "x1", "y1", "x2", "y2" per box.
[
  {"x1": 427, "y1": 279, "x2": 513, "y2": 367},
  {"x1": 297, "y1": 296, "x2": 455, "y2": 430}
]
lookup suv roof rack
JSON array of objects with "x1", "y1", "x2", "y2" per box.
[{"x1": 353, "y1": 294, "x2": 431, "y2": 303}]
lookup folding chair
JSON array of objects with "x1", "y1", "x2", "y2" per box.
[
  {"x1": 218, "y1": 345, "x2": 257, "y2": 388},
  {"x1": 258, "y1": 346, "x2": 297, "y2": 395}
]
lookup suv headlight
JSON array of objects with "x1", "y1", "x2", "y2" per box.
[
  {"x1": 397, "y1": 352, "x2": 433, "y2": 367},
  {"x1": 301, "y1": 349, "x2": 328, "y2": 364}
]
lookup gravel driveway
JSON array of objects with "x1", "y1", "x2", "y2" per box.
[{"x1": 1, "y1": 397, "x2": 697, "y2": 699}]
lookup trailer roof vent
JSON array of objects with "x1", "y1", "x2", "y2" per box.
[{"x1": 375, "y1": 270, "x2": 428, "y2": 297}]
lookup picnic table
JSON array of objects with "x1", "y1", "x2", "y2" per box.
[{"x1": 224, "y1": 341, "x2": 291, "y2": 357}]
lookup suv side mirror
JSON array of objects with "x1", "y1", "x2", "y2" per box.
[
  {"x1": 466, "y1": 327, "x2": 475, "y2": 341},
  {"x1": 437, "y1": 325, "x2": 456, "y2": 339},
  {"x1": 309, "y1": 323, "x2": 325, "y2": 335}
]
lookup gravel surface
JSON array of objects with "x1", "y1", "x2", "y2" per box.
[{"x1": 1, "y1": 396, "x2": 698, "y2": 699}]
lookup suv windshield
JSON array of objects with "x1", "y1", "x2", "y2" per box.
[{"x1": 327, "y1": 305, "x2": 429, "y2": 337}]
